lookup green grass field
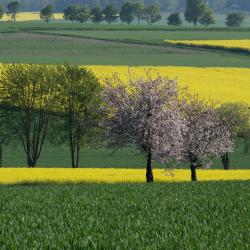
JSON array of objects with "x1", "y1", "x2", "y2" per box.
[
  {"x1": 40, "y1": 29, "x2": 250, "y2": 44},
  {"x1": 1, "y1": 32, "x2": 250, "y2": 67},
  {"x1": 2, "y1": 139, "x2": 250, "y2": 169},
  {"x1": 0, "y1": 181, "x2": 249, "y2": 249}
]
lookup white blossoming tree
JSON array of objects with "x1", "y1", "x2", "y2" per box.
[
  {"x1": 181, "y1": 95, "x2": 234, "y2": 181},
  {"x1": 103, "y1": 72, "x2": 184, "y2": 183}
]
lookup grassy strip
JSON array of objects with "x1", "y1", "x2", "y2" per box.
[
  {"x1": 3, "y1": 21, "x2": 250, "y2": 32},
  {"x1": 0, "y1": 181, "x2": 249, "y2": 249}
]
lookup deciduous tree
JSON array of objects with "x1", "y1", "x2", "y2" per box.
[
  {"x1": 7, "y1": 1, "x2": 20, "y2": 22},
  {"x1": 103, "y1": 4, "x2": 118, "y2": 24},
  {"x1": 181, "y1": 95, "x2": 233, "y2": 181},
  {"x1": 57, "y1": 65, "x2": 102, "y2": 168},
  {"x1": 90, "y1": 6, "x2": 103, "y2": 23},
  {"x1": 133, "y1": 2, "x2": 144, "y2": 24},
  {"x1": 103, "y1": 72, "x2": 184, "y2": 183},
  {"x1": 199, "y1": 8, "x2": 215, "y2": 26},
  {"x1": 120, "y1": 2, "x2": 135, "y2": 25},
  {"x1": 0, "y1": 64, "x2": 59, "y2": 167},
  {"x1": 185, "y1": 0, "x2": 206, "y2": 26},
  {"x1": 225, "y1": 12, "x2": 245, "y2": 27},
  {"x1": 218, "y1": 102, "x2": 250, "y2": 169},
  {"x1": 76, "y1": 5, "x2": 90, "y2": 24},
  {"x1": 143, "y1": 4, "x2": 161, "y2": 25},
  {"x1": 40, "y1": 4, "x2": 54, "y2": 22},
  {"x1": 63, "y1": 5, "x2": 78, "y2": 22},
  {"x1": 167, "y1": 12, "x2": 182, "y2": 26}
]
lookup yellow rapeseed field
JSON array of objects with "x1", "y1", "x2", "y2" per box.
[
  {"x1": 88, "y1": 66, "x2": 250, "y2": 104},
  {"x1": 0, "y1": 168, "x2": 249, "y2": 184},
  {"x1": 1, "y1": 12, "x2": 63, "y2": 22},
  {"x1": 165, "y1": 39, "x2": 250, "y2": 52},
  {"x1": 1, "y1": 64, "x2": 250, "y2": 104}
]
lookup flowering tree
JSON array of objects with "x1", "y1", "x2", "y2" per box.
[
  {"x1": 181, "y1": 95, "x2": 233, "y2": 181},
  {"x1": 103, "y1": 72, "x2": 184, "y2": 182}
]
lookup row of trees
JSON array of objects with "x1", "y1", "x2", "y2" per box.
[
  {"x1": 0, "y1": 0, "x2": 250, "y2": 13},
  {"x1": 63, "y1": 3, "x2": 161, "y2": 25},
  {"x1": 63, "y1": 1, "x2": 248, "y2": 27},
  {"x1": 0, "y1": 1, "x2": 246, "y2": 27},
  {"x1": 0, "y1": 64, "x2": 249, "y2": 182}
]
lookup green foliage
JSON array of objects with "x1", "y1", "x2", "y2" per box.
[
  {"x1": 185, "y1": 0, "x2": 207, "y2": 26},
  {"x1": 226, "y1": 12, "x2": 245, "y2": 27},
  {"x1": 143, "y1": 4, "x2": 161, "y2": 25},
  {"x1": 63, "y1": 4, "x2": 79, "y2": 22},
  {"x1": 56, "y1": 65, "x2": 102, "y2": 168},
  {"x1": 76, "y1": 5, "x2": 90, "y2": 24},
  {"x1": 40, "y1": 4, "x2": 54, "y2": 23},
  {"x1": 90, "y1": 6, "x2": 103, "y2": 23},
  {"x1": 167, "y1": 12, "x2": 182, "y2": 26},
  {"x1": 7, "y1": 1, "x2": 20, "y2": 22},
  {"x1": 103, "y1": 4, "x2": 118, "y2": 24},
  {"x1": 0, "y1": 182, "x2": 249, "y2": 249},
  {"x1": 0, "y1": 64, "x2": 60, "y2": 167},
  {"x1": 133, "y1": 2, "x2": 144, "y2": 24},
  {"x1": 1, "y1": 0, "x2": 250, "y2": 12},
  {"x1": 120, "y1": 2, "x2": 135, "y2": 25},
  {"x1": 199, "y1": 8, "x2": 215, "y2": 26},
  {"x1": 218, "y1": 102, "x2": 250, "y2": 137}
]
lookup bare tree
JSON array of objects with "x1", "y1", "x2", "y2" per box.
[
  {"x1": 103, "y1": 71, "x2": 184, "y2": 183},
  {"x1": 0, "y1": 64, "x2": 59, "y2": 167},
  {"x1": 181, "y1": 95, "x2": 233, "y2": 181}
]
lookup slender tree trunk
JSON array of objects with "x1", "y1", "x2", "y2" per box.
[
  {"x1": 76, "y1": 144, "x2": 80, "y2": 168},
  {"x1": 27, "y1": 156, "x2": 37, "y2": 168},
  {"x1": 221, "y1": 152, "x2": 230, "y2": 170},
  {"x1": 0, "y1": 144, "x2": 3, "y2": 168},
  {"x1": 190, "y1": 163, "x2": 197, "y2": 181},
  {"x1": 70, "y1": 140, "x2": 76, "y2": 168},
  {"x1": 146, "y1": 151, "x2": 153, "y2": 183}
]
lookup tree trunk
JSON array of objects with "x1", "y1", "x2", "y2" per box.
[
  {"x1": 146, "y1": 152, "x2": 153, "y2": 183},
  {"x1": 190, "y1": 163, "x2": 197, "y2": 181},
  {"x1": 0, "y1": 144, "x2": 2, "y2": 168},
  {"x1": 70, "y1": 140, "x2": 80, "y2": 168},
  {"x1": 221, "y1": 153, "x2": 230, "y2": 170},
  {"x1": 27, "y1": 156, "x2": 37, "y2": 168}
]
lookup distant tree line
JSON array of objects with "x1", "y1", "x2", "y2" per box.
[
  {"x1": 63, "y1": 2, "x2": 161, "y2": 25},
  {"x1": 0, "y1": 64, "x2": 249, "y2": 182},
  {"x1": 0, "y1": 0, "x2": 250, "y2": 12},
  {"x1": 0, "y1": 1, "x2": 247, "y2": 27}
]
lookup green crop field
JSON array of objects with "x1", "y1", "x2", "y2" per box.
[
  {"x1": 1, "y1": 32, "x2": 250, "y2": 67},
  {"x1": 0, "y1": 181, "x2": 249, "y2": 249}
]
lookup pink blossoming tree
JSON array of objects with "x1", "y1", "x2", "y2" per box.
[
  {"x1": 181, "y1": 95, "x2": 234, "y2": 181},
  {"x1": 103, "y1": 72, "x2": 184, "y2": 183}
]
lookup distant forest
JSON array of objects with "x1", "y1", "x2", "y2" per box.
[{"x1": 0, "y1": 0, "x2": 250, "y2": 12}]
